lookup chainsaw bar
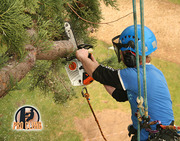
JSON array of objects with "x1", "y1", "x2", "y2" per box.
[
  {"x1": 64, "y1": 22, "x2": 94, "y2": 86},
  {"x1": 64, "y1": 22, "x2": 78, "y2": 50}
]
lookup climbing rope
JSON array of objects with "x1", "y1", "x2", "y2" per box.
[
  {"x1": 140, "y1": 0, "x2": 149, "y2": 119},
  {"x1": 132, "y1": 0, "x2": 143, "y2": 140},
  {"x1": 81, "y1": 87, "x2": 107, "y2": 141},
  {"x1": 132, "y1": 0, "x2": 149, "y2": 140}
]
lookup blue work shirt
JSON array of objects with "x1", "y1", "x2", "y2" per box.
[{"x1": 119, "y1": 64, "x2": 174, "y2": 141}]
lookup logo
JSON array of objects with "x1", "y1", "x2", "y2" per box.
[{"x1": 13, "y1": 106, "x2": 42, "y2": 130}]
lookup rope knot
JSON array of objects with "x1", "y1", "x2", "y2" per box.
[{"x1": 136, "y1": 96, "x2": 144, "y2": 112}]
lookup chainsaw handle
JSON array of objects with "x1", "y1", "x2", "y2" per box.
[
  {"x1": 66, "y1": 53, "x2": 92, "y2": 61},
  {"x1": 66, "y1": 45, "x2": 93, "y2": 61},
  {"x1": 78, "y1": 44, "x2": 93, "y2": 49},
  {"x1": 88, "y1": 53, "x2": 92, "y2": 59},
  {"x1": 78, "y1": 44, "x2": 93, "y2": 59}
]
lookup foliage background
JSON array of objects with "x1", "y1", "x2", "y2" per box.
[{"x1": 0, "y1": 0, "x2": 117, "y2": 102}]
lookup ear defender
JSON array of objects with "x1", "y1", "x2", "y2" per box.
[
  {"x1": 123, "y1": 51, "x2": 136, "y2": 68},
  {"x1": 122, "y1": 40, "x2": 136, "y2": 68},
  {"x1": 112, "y1": 37, "x2": 136, "y2": 64}
]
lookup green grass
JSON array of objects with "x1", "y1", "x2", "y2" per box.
[
  {"x1": 0, "y1": 40, "x2": 179, "y2": 141},
  {"x1": 0, "y1": 89, "x2": 83, "y2": 141},
  {"x1": 168, "y1": 0, "x2": 180, "y2": 4}
]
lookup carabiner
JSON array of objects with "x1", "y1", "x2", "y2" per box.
[
  {"x1": 81, "y1": 87, "x2": 88, "y2": 97},
  {"x1": 81, "y1": 87, "x2": 90, "y2": 100}
]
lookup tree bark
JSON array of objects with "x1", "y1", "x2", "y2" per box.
[
  {"x1": 37, "y1": 40, "x2": 74, "y2": 60},
  {"x1": 0, "y1": 40, "x2": 74, "y2": 98}
]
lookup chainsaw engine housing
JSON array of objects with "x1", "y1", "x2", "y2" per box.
[{"x1": 65, "y1": 59, "x2": 94, "y2": 86}]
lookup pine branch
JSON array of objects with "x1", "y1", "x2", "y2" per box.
[
  {"x1": 0, "y1": 45, "x2": 36, "y2": 98},
  {"x1": 0, "y1": 40, "x2": 74, "y2": 98},
  {"x1": 0, "y1": 0, "x2": 32, "y2": 58},
  {"x1": 36, "y1": 40, "x2": 74, "y2": 60},
  {"x1": 0, "y1": 0, "x2": 118, "y2": 99}
]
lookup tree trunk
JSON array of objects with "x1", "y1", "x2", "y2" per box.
[{"x1": 0, "y1": 40, "x2": 74, "y2": 98}]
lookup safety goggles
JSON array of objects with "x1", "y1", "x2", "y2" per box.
[{"x1": 112, "y1": 35, "x2": 135, "y2": 63}]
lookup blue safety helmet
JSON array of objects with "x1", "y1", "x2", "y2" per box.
[{"x1": 119, "y1": 25, "x2": 157, "y2": 56}]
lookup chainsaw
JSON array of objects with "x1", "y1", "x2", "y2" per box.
[{"x1": 64, "y1": 22, "x2": 94, "y2": 86}]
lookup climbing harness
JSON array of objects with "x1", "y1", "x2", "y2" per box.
[
  {"x1": 147, "y1": 124, "x2": 180, "y2": 141},
  {"x1": 129, "y1": 119, "x2": 180, "y2": 141},
  {"x1": 81, "y1": 87, "x2": 107, "y2": 141}
]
